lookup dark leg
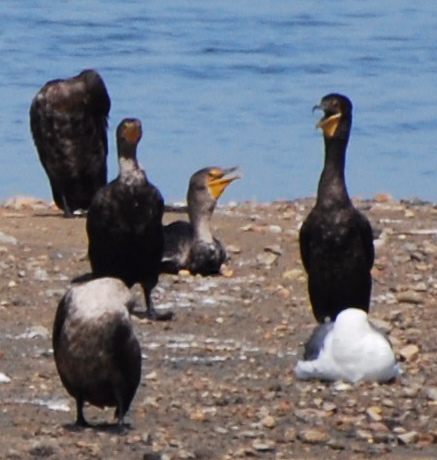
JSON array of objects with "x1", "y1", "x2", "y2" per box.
[
  {"x1": 113, "y1": 392, "x2": 129, "y2": 433},
  {"x1": 61, "y1": 194, "x2": 74, "y2": 218},
  {"x1": 75, "y1": 397, "x2": 90, "y2": 427},
  {"x1": 114, "y1": 396, "x2": 125, "y2": 428},
  {"x1": 142, "y1": 284, "x2": 173, "y2": 321}
]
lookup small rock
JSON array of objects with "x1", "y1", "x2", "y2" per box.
[
  {"x1": 369, "y1": 422, "x2": 390, "y2": 433},
  {"x1": 422, "y1": 241, "x2": 437, "y2": 255},
  {"x1": 45, "y1": 289, "x2": 65, "y2": 298},
  {"x1": 374, "y1": 193, "x2": 394, "y2": 203},
  {"x1": 326, "y1": 438, "x2": 346, "y2": 450},
  {"x1": 333, "y1": 382, "x2": 353, "y2": 391},
  {"x1": 252, "y1": 439, "x2": 275, "y2": 452},
  {"x1": 322, "y1": 402, "x2": 337, "y2": 413},
  {"x1": 261, "y1": 415, "x2": 276, "y2": 429},
  {"x1": 282, "y1": 269, "x2": 304, "y2": 281},
  {"x1": 396, "y1": 290, "x2": 424, "y2": 304},
  {"x1": 143, "y1": 396, "x2": 159, "y2": 408},
  {"x1": 267, "y1": 225, "x2": 282, "y2": 234},
  {"x1": 233, "y1": 447, "x2": 255, "y2": 457},
  {"x1": 366, "y1": 406, "x2": 383, "y2": 422},
  {"x1": 393, "y1": 426, "x2": 406, "y2": 434},
  {"x1": 178, "y1": 450, "x2": 196, "y2": 459},
  {"x1": 425, "y1": 387, "x2": 437, "y2": 401},
  {"x1": 284, "y1": 427, "x2": 297, "y2": 442},
  {"x1": 214, "y1": 427, "x2": 228, "y2": 434},
  {"x1": 298, "y1": 428, "x2": 330, "y2": 444},
  {"x1": 294, "y1": 408, "x2": 327, "y2": 423},
  {"x1": 402, "y1": 385, "x2": 421, "y2": 397},
  {"x1": 226, "y1": 244, "x2": 241, "y2": 254},
  {"x1": 413, "y1": 282, "x2": 428, "y2": 292},
  {"x1": 397, "y1": 431, "x2": 418, "y2": 445},
  {"x1": 145, "y1": 371, "x2": 158, "y2": 381},
  {"x1": 256, "y1": 252, "x2": 278, "y2": 266},
  {"x1": 382, "y1": 398, "x2": 395, "y2": 407},
  {"x1": 0, "y1": 231, "x2": 17, "y2": 245},
  {"x1": 240, "y1": 430, "x2": 258, "y2": 439},
  {"x1": 399, "y1": 344, "x2": 419, "y2": 361},
  {"x1": 33, "y1": 269, "x2": 49, "y2": 281},
  {"x1": 190, "y1": 410, "x2": 206, "y2": 422},
  {"x1": 416, "y1": 432, "x2": 436, "y2": 447},
  {"x1": 355, "y1": 429, "x2": 373, "y2": 441},
  {"x1": 0, "y1": 372, "x2": 11, "y2": 383},
  {"x1": 370, "y1": 318, "x2": 391, "y2": 333},
  {"x1": 26, "y1": 325, "x2": 50, "y2": 339}
]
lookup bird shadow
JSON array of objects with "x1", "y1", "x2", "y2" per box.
[
  {"x1": 32, "y1": 212, "x2": 86, "y2": 219},
  {"x1": 63, "y1": 421, "x2": 133, "y2": 435},
  {"x1": 70, "y1": 272, "x2": 94, "y2": 284}
]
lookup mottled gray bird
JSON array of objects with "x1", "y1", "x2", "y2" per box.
[
  {"x1": 52, "y1": 277, "x2": 141, "y2": 427},
  {"x1": 30, "y1": 69, "x2": 110, "y2": 217}
]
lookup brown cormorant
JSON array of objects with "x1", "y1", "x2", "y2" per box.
[
  {"x1": 299, "y1": 94, "x2": 374, "y2": 323},
  {"x1": 86, "y1": 118, "x2": 173, "y2": 321},
  {"x1": 52, "y1": 277, "x2": 142, "y2": 427},
  {"x1": 30, "y1": 69, "x2": 110, "y2": 217},
  {"x1": 161, "y1": 167, "x2": 240, "y2": 275}
]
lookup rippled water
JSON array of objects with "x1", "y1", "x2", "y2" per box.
[{"x1": 1, "y1": 1, "x2": 436, "y2": 203}]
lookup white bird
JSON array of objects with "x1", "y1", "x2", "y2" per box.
[{"x1": 295, "y1": 308, "x2": 399, "y2": 383}]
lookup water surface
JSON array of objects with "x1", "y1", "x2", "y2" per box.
[{"x1": 1, "y1": 1, "x2": 436, "y2": 203}]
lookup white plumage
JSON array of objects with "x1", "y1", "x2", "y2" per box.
[{"x1": 295, "y1": 308, "x2": 400, "y2": 383}]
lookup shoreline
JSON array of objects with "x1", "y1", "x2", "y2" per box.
[{"x1": 1, "y1": 192, "x2": 436, "y2": 213}]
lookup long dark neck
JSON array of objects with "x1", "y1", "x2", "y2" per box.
[{"x1": 316, "y1": 136, "x2": 351, "y2": 208}]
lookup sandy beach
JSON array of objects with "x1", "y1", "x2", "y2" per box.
[{"x1": 0, "y1": 195, "x2": 436, "y2": 459}]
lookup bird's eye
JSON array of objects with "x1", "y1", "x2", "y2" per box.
[{"x1": 209, "y1": 169, "x2": 222, "y2": 178}]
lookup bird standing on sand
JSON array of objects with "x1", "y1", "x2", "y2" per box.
[
  {"x1": 30, "y1": 69, "x2": 110, "y2": 217},
  {"x1": 52, "y1": 277, "x2": 142, "y2": 427},
  {"x1": 161, "y1": 166, "x2": 240, "y2": 275},
  {"x1": 299, "y1": 94, "x2": 374, "y2": 323},
  {"x1": 86, "y1": 118, "x2": 173, "y2": 321},
  {"x1": 295, "y1": 308, "x2": 399, "y2": 383}
]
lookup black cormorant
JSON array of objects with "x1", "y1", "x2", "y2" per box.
[
  {"x1": 30, "y1": 69, "x2": 110, "y2": 217},
  {"x1": 52, "y1": 277, "x2": 141, "y2": 427},
  {"x1": 299, "y1": 94, "x2": 374, "y2": 323},
  {"x1": 86, "y1": 118, "x2": 173, "y2": 321},
  {"x1": 161, "y1": 166, "x2": 240, "y2": 275}
]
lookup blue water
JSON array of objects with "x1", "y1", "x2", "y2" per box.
[{"x1": 1, "y1": 1, "x2": 436, "y2": 203}]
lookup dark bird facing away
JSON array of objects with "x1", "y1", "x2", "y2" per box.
[
  {"x1": 299, "y1": 94, "x2": 374, "y2": 323},
  {"x1": 161, "y1": 166, "x2": 240, "y2": 275},
  {"x1": 86, "y1": 118, "x2": 173, "y2": 321},
  {"x1": 52, "y1": 277, "x2": 142, "y2": 427},
  {"x1": 30, "y1": 69, "x2": 110, "y2": 217}
]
